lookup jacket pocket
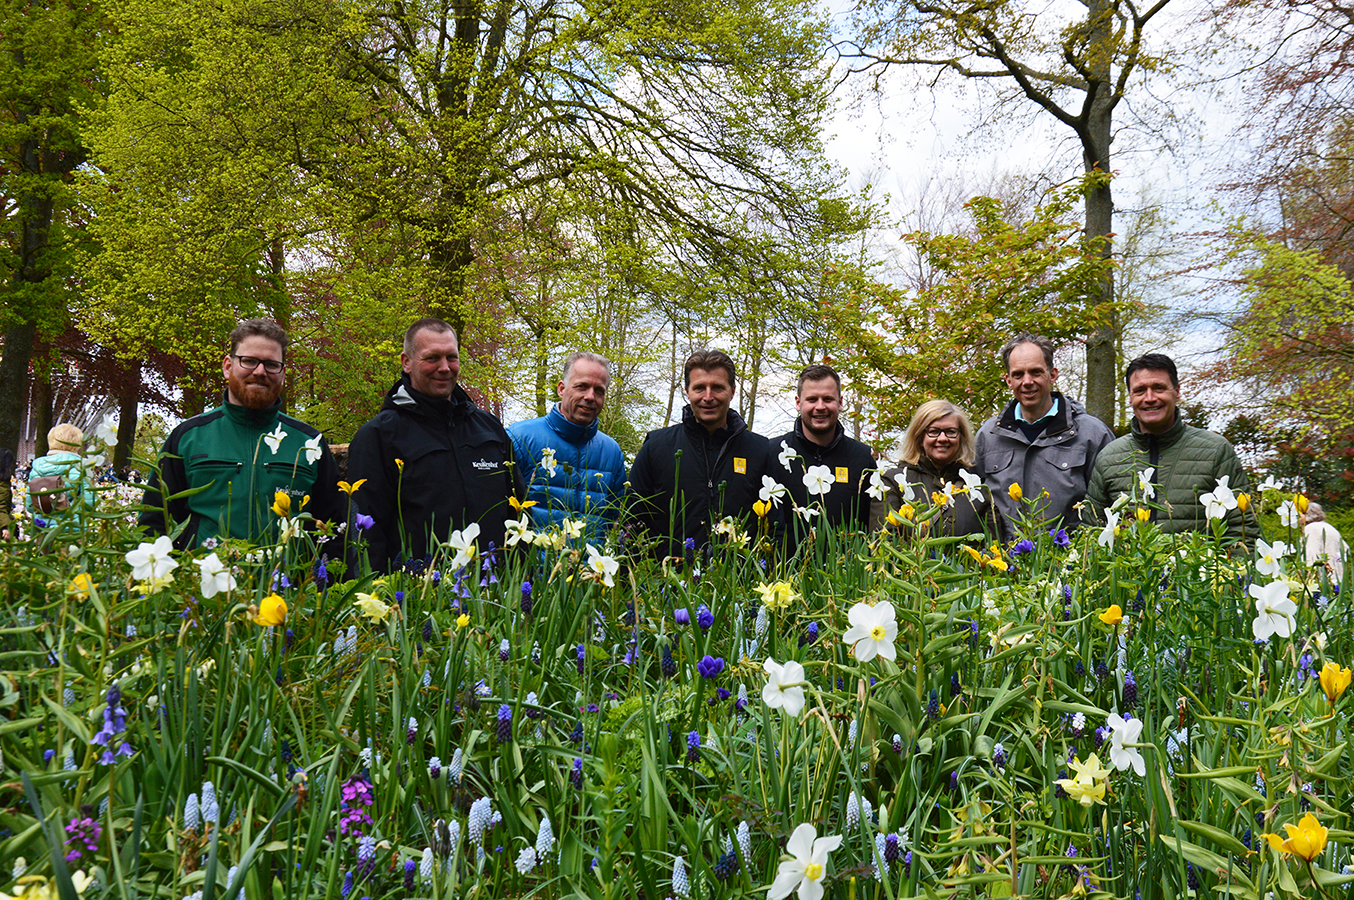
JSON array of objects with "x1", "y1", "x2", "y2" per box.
[{"x1": 982, "y1": 449, "x2": 1016, "y2": 476}]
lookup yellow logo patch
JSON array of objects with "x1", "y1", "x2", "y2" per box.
[
  {"x1": 835, "y1": 466, "x2": 849, "y2": 483},
  {"x1": 734, "y1": 457, "x2": 747, "y2": 474}
]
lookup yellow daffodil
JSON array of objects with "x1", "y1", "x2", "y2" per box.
[
  {"x1": 753, "y1": 499, "x2": 771, "y2": 518},
  {"x1": 254, "y1": 593, "x2": 288, "y2": 627},
  {"x1": 1008, "y1": 482, "x2": 1022, "y2": 502},
  {"x1": 1135, "y1": 507, "x2": 1150, "y2": 523},
  {"x1": 271, "y1": 491, "x2": 291, "y2": 517},
  {"x1": 354, "y1": 592, "x2": 391, "y2": 623},
  {"x1": 1056, "y1": 753, "x2": 1111, "y2": 807},
  {"x1": 1296, "y1": 493, "x2": 1309, "y2": 513},
  {"x1": 885, "y1": 505, "x2": 914, "y2": 527},
  {"x1": 1265, "y1": 812, "x2": 1328, "y2": 861},
  {"x1": 963, "y1": 544, "x2": 1008, "y2": 571},
  {"x1": 67, "y1": 572, "x2": 94, "y2": 600},
  {"x1": 754, "y1": 581, "x2": 799, "y2": 611},
  {"x1": 456, "y1": 613, "x2": 470, "y2": 629},
  {"x1": 508, "y1": 495, "x2": 537, "y2": 513},
  {"x1": 1236, "y1": 492, "x2": 1250, "y2": 512},
  {"x1": 338, "y1": 479, "x2": 367, "y2": 495},
  {"x1": 301, "y1": 494, "x2": 310, "y2": 509},
  {"x1": 395, "y1": 458, "x2": 405, "y2": 471},
  {"x1": 1099, "y1": 605, "x2": 1123, "y2": 626},
  {"x1": 1319, "y1": 661, "x2": 1351, "y2": 705}
]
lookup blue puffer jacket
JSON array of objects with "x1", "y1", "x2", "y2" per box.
[{"x1": 509, "y1": 406, "x2": 627, "y2": 538}]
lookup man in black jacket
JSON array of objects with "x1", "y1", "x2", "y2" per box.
[
  {"x1": 774, "y1": 364, "x2": 877, "y2": 541},
  {"x1": 628, "y1": 350, "x2": 778, "y2": 556},
  {"x1": 347, "y1": 318, "x2": 524, "y2": 573}
]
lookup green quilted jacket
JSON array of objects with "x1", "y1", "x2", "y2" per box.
[{"x1": 1082, "y1": 415, "x2": 1258, "y2": 542}]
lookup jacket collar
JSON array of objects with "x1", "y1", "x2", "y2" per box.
[
  {"x1": 997, "y1": 390, "x2": 1073, "y2": 435},
  {"x1": 792, "y1": 417, "x2": 843, "y2": 453},
  {"x1": 547, "y1": 404, "x2": 599, "y2": 445},
  {"x1": 1130, "y1": 411, "x2": 1187, "y2": 448},
  {"x1": 221, "y1": 393, "x2": 283, "y2": 428},
  {"x1": 382, "y1": 375, "x2": 474, "y2": 419}
]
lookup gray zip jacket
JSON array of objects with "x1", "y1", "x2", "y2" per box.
[{"x1": 974, "y1": 392, "x2": 1115, "y2": 539}]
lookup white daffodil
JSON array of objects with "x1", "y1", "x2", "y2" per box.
[
  {"x1": 126, "y1": 535, "x2": 179, "y2": 582},
  {"x1": 1250, "y1": 580, "x2": 1297, "y2": 641},
  {"x1": 767, "y1": 823, "x2": 843, "y2": 900},
  {"x1": 959, "y1": 468, "x2": 985, "y2": 503},
  {"x1": 446, "y1": 522, "x2": 481, "y2": 570},
  {"x1": 1097, "y1": 509, "x2": 1121, "y2": 550},
  {"x1": 95, "y1": 412, "x2": 119, "y2": 447},
  {"x1": 890, "y1": 471, "x2": 917, "y2": 502},
  {"x1": 1105, "y1": 713, "x2": 1146, "y2": 776},
  {"x1": 277, "y1": 516, "x2": 302, "y2": 543},
  {"x1": 1136, "y1": 467, "x2": 1156, "y2": 501},
  {"x1": 1255, "y1": 539, "x2": 1290, "y2": 578},
  {"x1": 802, "y1": 465, "x2": 834, "y2": 498},
  {"x1": 1259, "y1": 475, "x2": 1282, "y2": 492},
  {"x1": 540, "y1": 447, "x2": 558, "y2": 478},
  {"x1": 841, "y1": 601, "x2": 897, "y2": 663},
  {"x1": 585, "y1": 544, "x2": 619, "y2": 587},
  {"x1": 303, "y1": 435, "x2": 323, "y2": 465},
  {"x1": 760, "y1": 475, "x2": 788, "y2": 507},
  {"x1": 262, "y1": 423, "x2": 288, "y2": 455},
  {"x1": 354, "y1": 592, "x2": 392, "y2": 623},
  {"x1": 777, "y1": 440, "x2": 800, "y2": 472},
  {"x1": 1277, "y1": 500, "x2": 1300, "y2": 529},
  {"x1": 796, "y1": 505, "x2": 820, "y2": 523},
  {"x1": 195, "y1": 553, "x2": 236, "y2": 599},
  {"x1": 504, "y1": 515, "x2": 535, "y2": 548},
  {"x1": 865, "y1": 469, "x2": 888, "y2": 502},
  {"x1": 533, "y1": 530, "x2": 566, "y2": 550},
  {"x1": 762, "y1": 658, "x2": 806, "y2": 718},
  {"x1": 1200, "y1": 475, "x2": 1238, "y2": 521},
  {"x1": 560, "y1": 518, "x2": 585, "y2": 540}
]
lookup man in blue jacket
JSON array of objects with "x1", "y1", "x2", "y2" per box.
[{"x1": 509, "y1": 352, "x2": 626, "y2": 540}]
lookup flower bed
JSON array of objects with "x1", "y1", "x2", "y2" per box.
[{"x1": 0, "y1": 481, "x2": 1348, "y2": 900}]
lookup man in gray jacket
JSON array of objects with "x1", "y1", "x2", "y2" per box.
[{"x1": 975, "y1": 334, "x2": 1115, "y2": 539}]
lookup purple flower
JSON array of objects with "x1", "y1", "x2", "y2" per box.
[
  {"x1": 686, "y1": 731, "x2": 700, "y2": 763},
  {"x1": 339, "y1": 775, "x2": 375, "y2": 836},
  {"x1": 64, "y1": 816, "x2": 102, "y2": 863},
  {"x1": 1051, "y1": 528, "x2": 1071, "y2": 549},
  {"x1": 354, "y1": 513, "x2": 375, "y2": 531},
  {"x1": 571, "y1": 757, "x2": 583, "y2": 789},
  {"x1": 520, "y1": 581, "x2": 533, "y2": 615},
  {"x1": 674, "y1": 608, "x2": 690, "y2": 626},
  {"x1": 696, "y1": 605, "x2": 714, "y2": 632},
  {"x1": 496, "y1": 704, "x2": 513, "y2": 744},
  {"x1": 696, "y1": 655, "x2": 725, "y2": 679},
  {"x1": 1010, "y1": 539, "x2": 1035, "y2": 555}
]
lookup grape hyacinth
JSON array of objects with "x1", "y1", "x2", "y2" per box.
[
  {"x1": 672, "y1": 855, "x2": 690, "y2": 898},
  {"x1": 496, "y1": 704, "x2": 513, "y2": 743},
  {"x1": 201, "y1": 781, "x2": 219, "y2": 825},
  {"x1": 686, "y1": 730, "x2": 700, "y2": 763}
]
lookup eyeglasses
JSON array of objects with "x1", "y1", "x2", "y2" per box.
[
  {"x1": 233, "y1": 355, "x2": 284, "y2": 374},
  {"x1": 924, "y1": 427, "x2": 960, "y2": 439}
]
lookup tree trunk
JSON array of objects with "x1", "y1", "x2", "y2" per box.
[
  {"x1": 0, "y1": 322, "x2": 35, "y2": 459},
  {"x1": 112, "y1": 361, "x2": 141, "y2": 472},
  {"x1": 1080, "y1": 0, "x2": 1118, "y2": 426},
  {"x1": 533, "y1": 325, "x2": 548, "y2": 417}
]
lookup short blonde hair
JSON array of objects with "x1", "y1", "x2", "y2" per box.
[
  {"x1": 48, "y1": 423, "x2": 84, "y2": 453},
  {"x1": 900, "y1": 400, "x2": 976, "y2": 467}
]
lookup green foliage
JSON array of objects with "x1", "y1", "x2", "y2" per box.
[{"x1": 821, "y1": 176, "x2": 1117, "y2": 434}]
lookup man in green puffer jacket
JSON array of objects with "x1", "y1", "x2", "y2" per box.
[
  {"x1": 1082, "y1": 353, "x2": 1258, "y2": 542},
  {"x1": 139, "y1": 319, "x2": 345, "y2": 549}
]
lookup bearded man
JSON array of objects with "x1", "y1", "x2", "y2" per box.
[{"x1": 140, "y1": 319, "x2": 345, "y2": 548}]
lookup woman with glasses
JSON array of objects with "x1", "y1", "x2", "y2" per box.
[{"x1": 869, "y1": 400, "x2": 994, "y2": 539}]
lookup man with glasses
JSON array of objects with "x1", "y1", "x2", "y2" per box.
[
  {"x1": 140, "y1": 318, "x2": 346, "y2": 548},
  {"x1": 974, "y1": 333, "x2": 1114, "y2": 538}
]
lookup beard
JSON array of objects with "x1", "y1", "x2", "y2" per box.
[{"x1": 228, "y1": 372, "x2": 283, "y2": 410}]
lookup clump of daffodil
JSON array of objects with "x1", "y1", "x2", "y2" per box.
[
  {"x1": 1319, "y1": 661, "x2": 1351, "y2": 707},
  {"x1": 754, "y1": 581, "x2": 799, "y2": 611},
  {"x1": 67, "y1": 572, "x2": 95, "y2": 600},
  {"x1": 1265, "y1": 811, "x2": 1328, "y2": 862},
  {"x1": 1098, "y1": 605, "x2": 1124, "y2": 626},
  {"x1": 1056, "y1": 754, "x2": 1111, "y2": 807},
  {"x1": 271, "y1": 491, "x2": 291, "y2": 517},
  {"x1": 253, "y1": 593, "x2": 288, "y2": 627}
]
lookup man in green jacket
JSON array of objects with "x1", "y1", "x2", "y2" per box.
[
  {"x1": 140, "y1": 319, "x2": 345, "y2": 548},
  {"x1": 1083, "y1": 353, "x2": 1258, "y2": 542}
]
